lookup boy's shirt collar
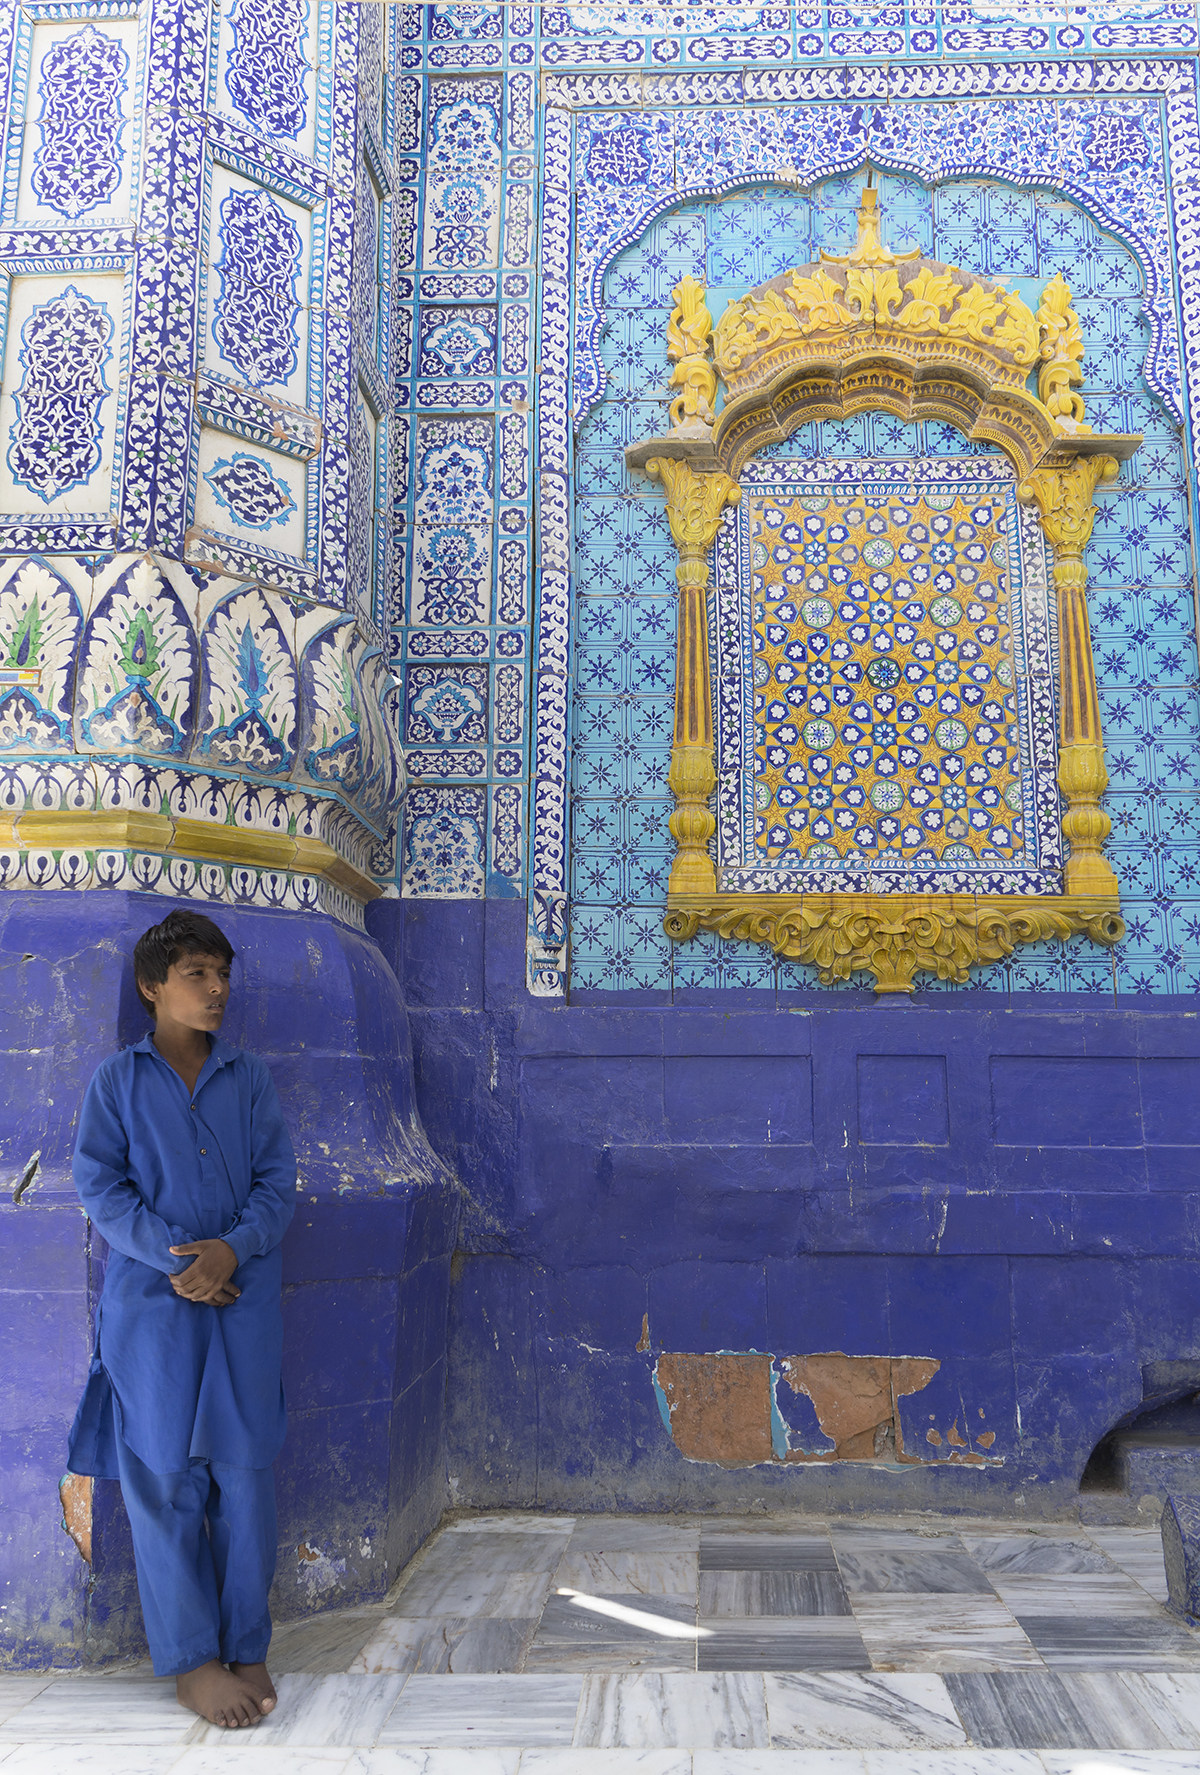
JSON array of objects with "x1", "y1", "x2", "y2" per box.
[{"x1": 133, "y1": 1030, "x2": 238, "y2": 1084}]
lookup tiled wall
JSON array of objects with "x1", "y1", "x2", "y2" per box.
[{"x1": 569, "y1": 174, "x2": 1200, "y2": 995}]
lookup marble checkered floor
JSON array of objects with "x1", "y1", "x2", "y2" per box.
[{"x1": 5, "y1": 1513, "x2": 1200, "y2": 1772}]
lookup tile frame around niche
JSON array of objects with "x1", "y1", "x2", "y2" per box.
[{"x1": 1, "y1": 2, "x2": 149, "y2": 230}]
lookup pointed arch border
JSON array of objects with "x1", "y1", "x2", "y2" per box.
[{"x1": 528, "y1": 56, "x2": 1200, "y2": 995}]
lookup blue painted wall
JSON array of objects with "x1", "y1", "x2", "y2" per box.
[
  {"x1": 380, "y1": 899, "x2": 1200, "y2": 1520},
  {"x1": 0, "y1": 892, "x2": 457, "y2": 1670}
]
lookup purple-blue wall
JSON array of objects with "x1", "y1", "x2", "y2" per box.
[
  {"x1": 0, "y1": 892, "x2": 458, "y2": 1670},
  {"x1": 378, "y1": 898, "x2": 1200, "y2": 1521}
]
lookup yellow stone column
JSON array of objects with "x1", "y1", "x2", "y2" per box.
[
  {"x1": 1019, "y1": 454, "x2": 1121, "y2": 896},
  {"x1": 644, "y1": 456, "x2": 740, "y2": 895}
]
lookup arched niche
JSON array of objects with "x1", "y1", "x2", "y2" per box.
[{"x1": 624, "y1": 186, "x2": 1141, "y2": 994}]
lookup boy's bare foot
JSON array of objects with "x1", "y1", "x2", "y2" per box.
[
  {"x1": 177, "y1": 1659, "x2": 266, "y2": 1728},
  {"x1": 229, "y1": 1660, "x2": 277, "y2": 1712}
]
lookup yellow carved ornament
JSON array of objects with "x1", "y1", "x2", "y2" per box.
[
  {"x1": 665, "y1": 274, "x2": 718, "y2": 430},
  {"x1": 1036, "y1": 272, "x2": 1091, "y2": 433}
]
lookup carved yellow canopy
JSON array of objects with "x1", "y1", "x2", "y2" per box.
[{"x1": 708, "y1": 187, "x2": 1059, "y2": 481}]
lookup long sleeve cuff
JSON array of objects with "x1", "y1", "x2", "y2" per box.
[{"x1": 220, "y1": 1222, "x2": 259, "y2": 1267}]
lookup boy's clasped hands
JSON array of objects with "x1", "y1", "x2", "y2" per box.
[{"x1": 169, "y1": 1237, "x2": 241, "y2": 1306}]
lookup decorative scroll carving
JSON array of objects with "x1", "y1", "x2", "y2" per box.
[
  {"x1": 1018, "y1": 451, "x2": 1121, "y2": 897},
  {"x1": 1036, "y1": 272, "x2": 1090, "y2": 436},
  {"x1": 643, "y1": 456, "x2": 739, "y2": 895},
  {"x1": 664, "y1": 895, "x2": 1124, "y2": 997},
  {"x1": 665, "y1": 275, "x2": 718, "y2": 434}
]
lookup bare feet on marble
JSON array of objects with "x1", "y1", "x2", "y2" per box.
[
  {"x1": 229, "y1": 1659, "x2": 277, "y2": 1713},
  {"x1": 176, "y1": 1659, "x2": 268, "y2": 1728}
]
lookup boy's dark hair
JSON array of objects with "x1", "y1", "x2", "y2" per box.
[{"x1": 133, "y1": 910, "x2": 235, "y2": 1016}]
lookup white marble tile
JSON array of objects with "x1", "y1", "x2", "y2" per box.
[
  {"x1": 989, "y1": 1576, "x2": 1166, "y2": 1618},
  {"x1": 172, "y1": 1750, "x2": 353, "y2": 1773},
  {"x1": 345, "y1": 1754, "x2": 521, "y2": 1775},
  {"x1": 764, "y1": 1673, "x2": 967, "y2": 1748},
  {"x1": 568, "y1": 1522, "x2": 701, "y2": 1555},
  {"x1": 864, "y1": 1755, "x2": 1044, "y2": 1775},
  {"x1": 1083, "y1": 1531, "x2": 1170, "y2": 1601},
  {"x1": 694, "y1": 1755, "x2": 863, "y2": 1775},
  {"x1": 520, "y1": 1753, "x2": 692, "y2": 1773},
  {"x1": 190, "y1": 1674, "x2": 406, "y2": 1748},
  {"x1": 554, "y1": 1555, "x2": 699, "y2": 1598},
  {"x1": 415, "y1": 1532, "x2": 572, "y2": 1578},
  {"x1": 1038, "y1": 1756, "x2": 1200, "y2": 1774},
  {"x1": 0, "y1": 1748, "x2": 184, "y2": 1774},
  {"x1": 962, "y1": 1538, "x2": 1117, "y2": 1576},
  {"x1": 851, "y1": 1595, "x2": 1044, "y2": 1672},
  {"x1": 377, "y1": 1675, "x2": 581, "y2": 1746},
  {"x1": 392, "y1": 1571, "x2": 553, "y2": 1620},
  {"x1": 0, "y1": 1682, "x2": 52, "y2": 1728},
  {"x1": 1112, "y1": 1674, "x2": 1200, "y2": 1748},
  {"x1": 574, "y1": 1673, "x2": 769, "y2": 1749},
  {"x1": 0, "y1": 1677, "x2": 193, "y2": 1743}
]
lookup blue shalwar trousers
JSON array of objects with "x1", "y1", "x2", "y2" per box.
[{"x1": 115, "y1": 1430, "x2": 277, "y2": 1678}]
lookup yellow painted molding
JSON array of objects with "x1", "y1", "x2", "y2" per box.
[
  {"x1": 18, "y1": 810, "x2": 174, "y2": 852},
  {"x1": 664, "y1": 893, "x2": 1125, "y2": 996},
  {"x1": 6, "y1": 809, "x2": 381, "y2": 903}
]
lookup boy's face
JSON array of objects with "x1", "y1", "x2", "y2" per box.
[{"x1": 139, "y1": 950, "x2": 231, "y2": 1032}]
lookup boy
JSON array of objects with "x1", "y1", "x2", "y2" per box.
[{"x1": 67, "y1": 909, "x2": 296, "y2": 1729}]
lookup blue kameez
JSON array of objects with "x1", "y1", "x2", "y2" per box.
[{"x1": 68, "y1": 1032, "x2": 296, "y2": 1674}]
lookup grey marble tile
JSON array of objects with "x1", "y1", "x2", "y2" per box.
[
  {"x1": 553, "y1": 1555, "x2": 699, "y2": 1598},
  {"x1": 961, "y1": 1536, "x2": 1118, "y2": 1576},
  {"x1": 990, "y1": 1576, "x2": 1167, "y2": 1618},
  {"x1": 852, "y1": 1595, "x2": 1043, "y2": 1672},
  {"x1": 414, "y1": 1531, "x2": 572, "y2": 1578},
  {"x1": 945, "y1": 1670, "x2": 1175, "y2": 1750},
  {"x1": 351, "y1": 1617, "x2": 538, "y2": 1675},
  {"x1": 1116, "y1": 1673, "x2": 1200, "y2": 1747},
  {"x1": 173, "y1": 1750, "x2": 352, "y2": 1774},
  {"x1": 695, "y1": 1755, "x2": 865, "y2": 1775},
  {"x1": 575, "y1": 1672, "x2": 769, "y2": 1748},
  {"x1": 268, "y1": 1608, "x2": 387, "y2": 1675},
  {"x1": 0, "y1": 1681, "x2": 52, "y2": 1728},
  {"x1": 1039, "y1": 1756, "x2": 1200, "y2": 1774},
  {"x1": 0, "y1": 1677, "x2": 193, "y2": 1743},
  {"x1": 1012, "y1": 1613, "x2": 1200, "y2": 1669},
  {"x1": 345, "y1": 1752, "x2": 520, "y2": 1775},
  {"x1": 765, "y1": 1672, "x2": 967, "y2": 1748},
  {"x1": 445, "y1": 1517, "x2": 577, "y2": 1535},
  {"x1": 834, "y1": 1549, "x2": 995, "y2": 1596},
  {"x1": 699, "y1": 1536, "x2": 838, "y2": 1573},
  {"x1": 698, "y1": 1618, "x2": 871, "y2": 1672},
  {"x1": 1084, "y1": 1529, "x2": 1170, "y2": 1602},
  {"x1": 568, "y1": 1521, "x2": 701, "y2": 1554},
  {"x1": 862, "y1": 1755, "x2": 1044, "y2": 1775},
  {"x1": 377, "y1": 1675, "x2": 581, "y2": 1746},
  {"x1": 0, "y1": 1746, "x2": 187, "y2": 1774},
  {"x1": 521, "y1": 1753, "x2": 693, "y2": 1773},
  {"x1": 531, "y1": 1594, "x2": 696, "y2": 1648},
  {"x1": 391, "y1": 1570, "x2": 553, "y2": 1620},
  {"x1": 346, "y1": 1753, "x2": 520, "y2": 1774},
  {"x1": 189, "y1": 1673, "x2": 406, "y2": 1748},
  {"x1": 699, "y1": 1571, "x2": 850, "y2": 1617},
  {"x1": 831, "y1": 1530, "x2": 967, "y2": 1554}
]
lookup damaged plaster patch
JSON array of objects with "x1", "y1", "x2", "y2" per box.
[
  {"x1": 296, "y1": 1539, "x2": 347, "y2": 1597},
  {"x1": 652, "y1": 1351, "x2": 1001, "y2": 1468},
  {"x1": 59, "y1": 1472, "x2": 93, "y2": 1564}
]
